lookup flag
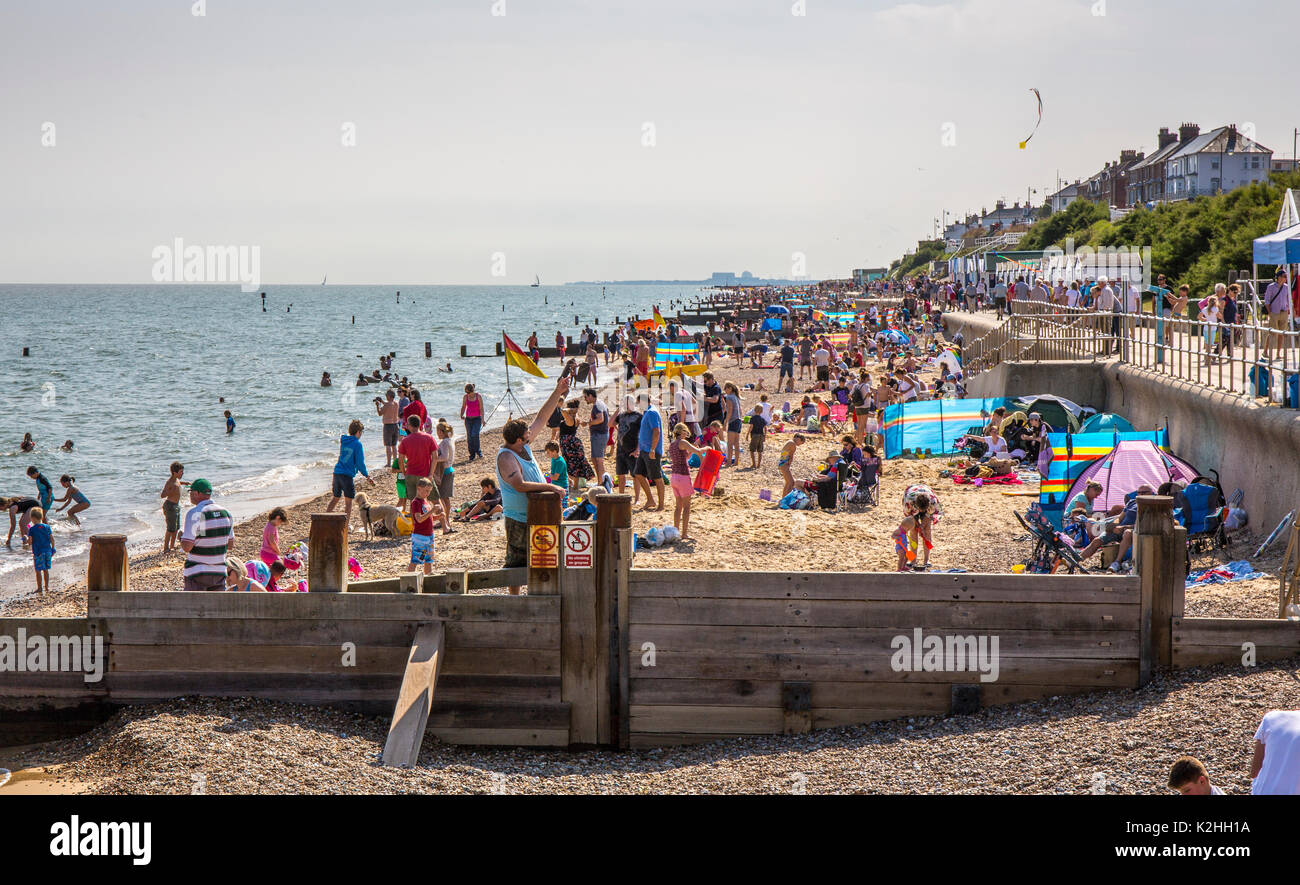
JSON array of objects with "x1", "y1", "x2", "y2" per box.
[
  {"x1": 653, "y1": 305, "x2": 666, "y2": 326},
  {"x1": 503, "y1": 332, "x2": 547, "y2": 379}
]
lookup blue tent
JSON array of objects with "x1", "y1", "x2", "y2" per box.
[
  {"x1": 1079, "y1": 413, "x2": 1134, "y2": 434},
  {"x1": 760, "y1": 317, "x2": 783, "y2": 332},
  {"x1": 1252, "y1": 223, "x2": 1300, "y2": 264},
  {"x1": 882, "y1": 397, "x2": 1014, "y2": 458},
  {"x1": 764, "y1": 305, "x2": 790, "y2": 315},
  {"x1": 1037, "y1": 428, "x2": 1171, "y2": 527}
]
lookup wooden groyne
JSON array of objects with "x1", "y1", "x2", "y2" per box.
[{"x1": 5, "y1": 496, "x2": 1289, "y2": 753}]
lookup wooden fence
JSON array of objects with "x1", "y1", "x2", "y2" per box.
[{"x1": 2, "y1": 494, "x2": 1298, "y2": 752}]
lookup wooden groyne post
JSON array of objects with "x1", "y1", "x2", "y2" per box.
[
  {"x1": 526, "y1": 490, "x2": 562, "y2": 596},
  {"x1": 308, "y1": 513, "x2": 349, "y2": 592},
  {"x1": 87, "y1": 534, "x2": 129, "y2": 592},
  {"x1": 1136, "y1": 495, "x2": 1184, "y2": 679}
]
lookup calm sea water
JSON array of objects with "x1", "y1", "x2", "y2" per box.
[{"x1": 0, "y1": 284, "x2": 704, "y2": 588}]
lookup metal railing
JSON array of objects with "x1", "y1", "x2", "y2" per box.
[{"x1": 961, "y1": 300, "x2": 1299, "y2": 405}]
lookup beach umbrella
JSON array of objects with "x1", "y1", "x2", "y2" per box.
[{"x1": 765, "y1": 305, "x2": 790, "y2": 315}]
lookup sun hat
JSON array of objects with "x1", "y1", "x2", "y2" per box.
[{"x1": 190, "y1": 478, "x2": 213, "y2": 494}]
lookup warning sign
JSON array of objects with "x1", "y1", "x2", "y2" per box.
[
  {"x1": 563, "y1": 524, "x2": 594, "y2": 569},
  {"x1": 529, "y1": 524, "x2": 558, "y2": 569}
]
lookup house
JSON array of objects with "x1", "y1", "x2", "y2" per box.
[
  {"x1": 852, "y1": 268, "x2": 888, "y2": 286},
  {"x1": 1047, "y1": 180, "x2": 1083, "y2": 213},
  {"x1": 1164, "y1": 124, "x2": 1272, "y2": 201},
  {"x1": 1126, "y1": 126, "x2": 1183, "y2": 207},
  {"x1": 978, "y1": 200, "x2": 1036, "y2": 229}
]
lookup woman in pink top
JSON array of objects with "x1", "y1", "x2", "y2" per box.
[
  {"x1": 259, "y1": 507, "x2": 288, "y2": 567},
  {"x1": 460, "y1": 383, "x2": 484, "y2": 461}
]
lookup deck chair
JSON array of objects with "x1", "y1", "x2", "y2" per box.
[
  {"x1": 1180, "y1": 470, "x2": 1229, "y2": 556},
  {"x1": 822, "y1": 401, "x2": 851, "y2": 435},
  {"x1": 844, "y1": 461, "x2": 879, "y2": 507}
]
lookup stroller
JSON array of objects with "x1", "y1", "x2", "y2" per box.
[{"x1": 1017, "y1": 503, "x2": 1086, "y2": 574}]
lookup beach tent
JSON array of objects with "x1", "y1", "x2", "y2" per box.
[
  {"x1": 1037, "y1": 429, "x2": 1170, "y2": 527},
  {"x1": 882, "y1": 397, "x2": 1015, "y2": 459},
  {"x1": 1079, "y1": 413, "x2": 1134, "y2": 434},
  {"x1": 764, "y1": 305, "x2": 790, "y2": 315},
  {"x1": 760, "y1": 317, "x2": 783, "y2": 332},
  {"x1": 1013, "y1": 394, "x2": 1083, "y2": 433},
  {"x1": 1063, "y1": 439, "x2": 1199, "y2": 517},
  {"x1": 1249, "y1": 187, "x2": 1298, "y2": 329}
]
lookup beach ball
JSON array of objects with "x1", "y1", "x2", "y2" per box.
[
  {"x1": 245, "y1": 560, "x2": 271, "y2": 585},
  {"x1": 688, "y1": 454, "x2": 701, "y2": 468}
]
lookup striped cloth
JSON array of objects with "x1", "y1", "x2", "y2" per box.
[
  {"x1": 653, "y1": 341, "x2": 700, "y2": 371},
  {"x1": 826, "y1": 332, "x2": 850, "y2": 349},
  {"x1": 181, "y1": 498, "x2": 235, "y2": 577}
]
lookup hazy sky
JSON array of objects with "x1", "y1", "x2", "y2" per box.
[{"x1": 2, "y1": 0, "x2": 1297, "y2": 284}]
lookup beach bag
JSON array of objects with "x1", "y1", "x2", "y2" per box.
[{"x1": 778, "y1": 489, "x2": 809, "y2": 510}]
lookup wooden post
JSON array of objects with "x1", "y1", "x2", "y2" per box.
[
  {"x1": 1136, "y1": 495, "x2": 1177, "y2": 680},
  {"x1": 87, "y1": 534, "x2": 129, "y2": 592},
  {"x1": 425, "y1": 342, "x2": 432, "y2": 358},
  {"x1": 560, "y1": 520, "x2": 600, "y2": 746},
  {"x1": 381, "y1": 621, "x2": 444, "y2": 767},
  {"x1": 459, "y1": 345, "x2": 468, "y2": 358},
  {"x1": 525, "y1": 491, "x2": 562, "y2": 596},
  {"x1": 595, "y1": 494, "x2": 632, "y2": 748},
  {"x1": 307, "y1": 513, "x2": 349, "y2": 592}
]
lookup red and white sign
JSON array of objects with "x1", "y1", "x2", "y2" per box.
[{"x1": 563, "y1": 524, "x2": 594, "y2": 569}]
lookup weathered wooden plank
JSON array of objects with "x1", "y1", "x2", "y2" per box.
[
  {"x1": 628, "y1": 570, "x2": 1140, "y2": 604},
  {"x1": 88, "y1": 591, "x2": 558, "y2": 622},
  {"x1": 99, "y1": 671, "x2": 559, "y2": 704},
  {"x1": 428, "y1": 727, "x2": 569, "y2": 747},
  {"x1": 383, "y1": 623, "x2": 445, "y2": 767},
  {"x1": 0, "y1": 670, "x2": 111, "y2": 699},
  {"x1": 561, "y1": 549, "x2": 599, "y2": 745},
  {"x1": 0, "y1": 618, "x2": 103, "y2": 636},
  {"x1": 628, "y1": 651, "x2": 1136, "y2": 685},
  {"x1": 1173, "y1": 647, "x2": 1300, "y2": 668},
  {"x1": 629, "y1": 597, "x2": 1138, "y2": 631},
  {"x1": 628, "y1": 625, "x2": 1138, "y2": 659},
  {"x1": 630, "y1": 704, "x2": 949, "y2": 735},
  {"x1": 102, "y1": 617, "x2": 559, "y2": 649},
  {"x1": 110, "y1": 644, "x2": 558, "y2": 676},
  {"x1": 629, "y1": 678, "x2": 954, "y2": 710},
  {"x1": 1172, "y1": 618, "x2": 1300, "y2": 645},
  {"x1": 465, "y1": 568, "x2": 529, "y2": 592}
]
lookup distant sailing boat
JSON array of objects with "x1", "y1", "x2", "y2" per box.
[
  {"x1": 531, "y1": 275, "x2": 540, "y2": 287},
  {"x1": 321, "y1": 275, "x2": 327, "y2": 285}
]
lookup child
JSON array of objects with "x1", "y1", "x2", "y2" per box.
[
  {"x1": 544, "y1": 441, "x2": 570, "y2": 495},
  {"x1": 758, "y1": 394, "x2": 773, "y2": 423},
  {"x1": 52, "y1": 475, "x2": 91, "y2": 526},
  {"x1": 265, "y1": 560, "x2": 289, "y2": 592},
  {"x1": 224, "y1": 410, "x2": 236, "y2": 433},
  {"x1": 433, "y1": 420, "x2": 457, "y2": 535},
  {"x1": 409, "y1": 477, "x2": 443, "y2": 577},
  {"x1": 260, "y1": 507, "x2": 288, "y2": 567},
  {"x1": 667, "y1": 423, "x2": 708, "y2": 540},
  {"x1": 27, "y1": 507, "x2": 54, "y2": 594},
  {"x1": 893, "y1": 496, "x2": 934, "y2": 572},
  {"x1": 26, "y1": 466, "x2": 53, "y2": 513},
  {"x1": 458, "y1": 478, "x2": 503, "y2": 521},
  {"x1": 160, "y1": 461, "x2": 189, "y2": 553},
  {"x1": 748, "y1": 405, "x2": 768, "y2": 469},
  {"x1": 701, "y1": 420, "x2": 725, "y2": 452},
  {"x1": 777, "y1": 433, "x2": 807, "y2": 498}
]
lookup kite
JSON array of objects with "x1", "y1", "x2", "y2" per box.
[{"x1": 1019, "y1": 88, "x2": 1043, "y2": 150}]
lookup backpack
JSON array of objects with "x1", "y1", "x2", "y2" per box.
[{"x1": 850, "y1": 385, "x2": 865, "y2": 407}]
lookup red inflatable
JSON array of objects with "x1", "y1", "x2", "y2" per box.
[{"x1": 694, "y1": 448, "x2": 724, "y2": 496}]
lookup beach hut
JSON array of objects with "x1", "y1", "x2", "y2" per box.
[
  {"x1": 1079, "y1": 413, "x2": 1134, "y2": 434},
  {"x1": 1063, "y1": 439, "x2": 1200, "y2": 516}
]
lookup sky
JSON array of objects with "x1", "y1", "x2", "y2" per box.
[{"x1": 2, "y1": 0, "x2": 1297, "y2": 285}]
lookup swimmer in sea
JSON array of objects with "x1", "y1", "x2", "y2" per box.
[
  {"x1": 321, "y1": 371, "x2": 332, "y2": 387},
  {"x1": 60, "y1": 440, "x2": 73, "y2": 452},
  {"x1": 53, "y1": 474, "x2": 91, "y2": 526},
  {"x1": 20, "y1": 433, "x2": 35, "y2": 453},
  {"x1": 439, "y1": 362, "x2": 452, "y2": 373},
  {"x1": 224, "y1": 410, "x2": 235, "y2": 433}
]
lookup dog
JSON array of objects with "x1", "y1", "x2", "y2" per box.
[{"x1": 354, "y1": 492, "x2": 403, "y2": 540}]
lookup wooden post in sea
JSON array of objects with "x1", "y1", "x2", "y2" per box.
[
  {"x1": 460, "y1": 345, "x2": 468, "y2": 357},
  {"x1": 425, "y1": 342, "x2": 432, "y2": 358},
  {"x1": 595, "y1": 493, "x2": 632, "y2": 748},
  {"x1": 525, "y1": 490, "x2": 562, "y2": 596},
  {"x1": 308, "y1": 513, "x2": 349, "y2": 592},
  {"x1": 87, "y1": 534, "x2": 129, "y2": 592},
  {"x1": 1136, "y1": 495, "x2": 1179, "y2": 676}
]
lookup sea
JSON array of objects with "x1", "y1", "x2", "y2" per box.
[{"x1": 0, "y1": 283, "x2": 706, "y2": 595}]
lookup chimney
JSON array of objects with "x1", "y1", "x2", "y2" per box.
[
  {"x1": 1120, "y1": 149, "x2": 1138, "y2": 164},
  {"x1": 1179, "y1": 122, "x2": 1200, "y2": 144},
  {"x1": 1158, "y1": 127, "x2": 1176, "y2": 148}
]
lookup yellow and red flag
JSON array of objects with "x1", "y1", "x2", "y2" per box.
[
  {"x1": 653, "y1": 305, "x2": 666, "y2": 326},
  {"x1": 503, "y1": 332, "x2": 547, "y2": 379}
]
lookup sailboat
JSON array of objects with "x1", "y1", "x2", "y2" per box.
[
  {"x1": 321, "y1": 275, "x2": 327, "y2": 285},
  {"x1": 531, "y1": 274, "x2": 540, "y2": 287}
]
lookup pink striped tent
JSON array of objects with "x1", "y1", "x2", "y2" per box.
[{"x1": 1063, "y1": 439, "x2": 1199, "y2": 514}]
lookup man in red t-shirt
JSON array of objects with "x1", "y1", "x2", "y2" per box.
[{"x1": 397, "y1": 415, "x2": 435, "y2": 512}]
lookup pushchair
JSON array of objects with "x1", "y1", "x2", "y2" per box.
[
  {"x1": 1017, "y1": 503, "x2": 1086, "y2": 574},
  {"x1": 1178, "y1": 470, "x2": 1229, "y2": 556}
]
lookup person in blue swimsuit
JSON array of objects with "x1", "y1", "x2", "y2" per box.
[
  {"x1": 53, "y1": 474, "x2": 91, "y2": 526},
  {"x1": 26, "y1": 466, "x2": 53, "y2": 512},
  {"x1": 224, "y1": 410, "x2": 236, "y2": 433}
]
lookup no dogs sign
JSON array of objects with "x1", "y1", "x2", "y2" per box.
[
  {"x1": 529, "y1": 524, "x2": 559, "y2": 569},
  {"x1": 563, "y1": 525, "x2": 594, "y2": 568}
]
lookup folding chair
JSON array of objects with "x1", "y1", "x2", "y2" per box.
[{"x1": 844, "y1": 461, "x2": 880, "y2": 507}]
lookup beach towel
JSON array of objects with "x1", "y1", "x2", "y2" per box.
[
  {"x1": 951, "y1": 473, "x2": 1023, "y2": 486},
  {"x1": 1185, "y1": 560, "x2": 1268, "y2": 588}
]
